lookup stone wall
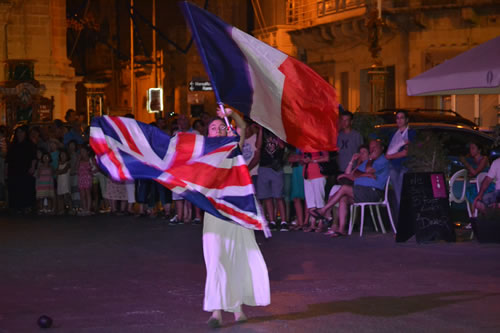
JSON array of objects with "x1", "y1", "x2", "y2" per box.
[{"x1": 0, "y1": 0, "x2": 78, "y2": 121}]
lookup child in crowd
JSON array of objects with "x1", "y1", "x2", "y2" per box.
[
  {"x1": 56, "y1": 150, "x2": 71, "y2": 214},
  {"x1": 91, "y1": 156, "x2": 109, "y2": 213},
  {"x1": 35, "y1": 152, "x2": 55, "y2": 214},
  {"x1": 68, "y1": 140, "x2": 80, "y2": 211},
  {"x1": 77, "y1": 146, "x2": 93, "y2": 216},
  {"x1": 48, "y1": 139, "x2": 60, "y2": 174}
]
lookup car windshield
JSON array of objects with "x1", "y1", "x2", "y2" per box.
[{"x1": 373, "y1": 125, "x2": 495, "y2": 175}]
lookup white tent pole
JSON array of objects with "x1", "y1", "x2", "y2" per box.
[{"x1": 474, "y1": 94, "x2": 480, "y2": 126}]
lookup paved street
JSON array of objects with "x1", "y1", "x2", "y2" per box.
[{"x1": 1, "y1": 213, "x2": 500, "y2": 333}]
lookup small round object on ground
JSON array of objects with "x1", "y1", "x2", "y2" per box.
[{"x1": 37, "y1": 315, "x2": 53, "y2": 329}]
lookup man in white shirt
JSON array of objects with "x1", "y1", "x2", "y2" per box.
[
  {"x1": 385, "y1": 110, "x2": 416, "y2": 221},
  {"x1": 473, "y1": 157, "x2": 500, "y2": 213}
]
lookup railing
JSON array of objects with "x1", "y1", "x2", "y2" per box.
[
  {"x1": 286, "y1": 0, "x2": 368, "y2": 26},
  {"x1": 285, "y1": 0, "x2": 495, "y2": 27}
]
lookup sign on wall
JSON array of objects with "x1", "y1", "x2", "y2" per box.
[{"x1": 189, "y1": 81, "x2": 212, "y2": 91}]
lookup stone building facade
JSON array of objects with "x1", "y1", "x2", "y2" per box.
[
  {"x1": 254, "y1": 0, "x2": 500, "y2": 128},
  {"x1": 65, "y1": 0, "x2": 250, "y2": 124},
  {"x1": 0, "y1": 0, "x2": 78, "y2": 122}
]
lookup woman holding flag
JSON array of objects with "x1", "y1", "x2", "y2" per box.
[{"x1": 203, "y1": 107, "x2": 270, "y2": 328}]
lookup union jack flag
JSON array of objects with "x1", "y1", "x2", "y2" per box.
[{"x1": 90, "y1": 116, "x2": 267, "y2": 232}]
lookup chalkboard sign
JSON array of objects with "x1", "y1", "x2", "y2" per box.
[{"x1": 396, "y1": 172, "x2": 456, "y2": 243}]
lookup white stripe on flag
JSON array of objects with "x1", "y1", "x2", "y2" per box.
[{"x1": 231, "y1": 27, "x2": 287, "y2": 141}]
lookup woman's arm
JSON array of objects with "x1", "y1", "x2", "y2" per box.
[
  {"x1": 345, "y1": 153, "x2": 360, "y2": 174},
  {"x1": 469, "y1": 156, "x2": 488, "y2": 177},
  {"x1": 218, "y1": 107, "x2": 246, "y2": 147},
  {"x1": 311, "y1": 151, "x2": 330, "y2": 164},
  {"x1": 461, "y1": 155, "x2": 486, "y2": 177},
  {"x1": 247, "y1": 125, "x2": 262, "y2": 171},
  {"x1": 386, "y1": 142, "x2": 409, "y2": 160}
]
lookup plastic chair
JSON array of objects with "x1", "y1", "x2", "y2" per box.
[
  {"x1": 348, "y1": 176, "x2": 396, "y2": 237},
  {"x1": 472, "y1": 172, "x2": 489, "y2": 217},
  {"x1": 449, "y1": 169, "x2": 471, "y2": 217}
]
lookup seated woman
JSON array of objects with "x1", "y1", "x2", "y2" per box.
[
  {"x1": 321, "y1": 145, "x2": 369, "y2": 235},
  {"x1": 460, "y1": 142, "x2": 494, "y2": 204},
  {"x1": 313, "y1": 140, "x2": 388, "y2": 237}
]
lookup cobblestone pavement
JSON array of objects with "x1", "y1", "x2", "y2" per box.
[{"x1": 1, "y1": 214, "x2": 500, "y2": 332}]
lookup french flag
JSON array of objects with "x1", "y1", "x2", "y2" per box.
[{"x1": 180, "y1": 1, "x2": 339, "y2": 153}]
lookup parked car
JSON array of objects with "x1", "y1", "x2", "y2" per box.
[
  {"x1": 371, "y1": 108, "x2": 478, "y2": 129},
  {"x1": 352, "y1": 109, "x2": 499, "y2": 176}
]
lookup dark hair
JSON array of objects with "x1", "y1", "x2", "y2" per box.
[
  {"x1": 358, "y1": 144, "x2": 369, "y2": 152},
  {"x1": 124, "y1": 113, "x2": 135, "y2": 119},
  {"x1": 53, "y1": 119, "x2": 64, "y2": 128},
  {"x1": 340, "y1": 109, "x2": 353, "y2": 120},
  {"x1": 192, "y1": 119, "x2": 203, "y2": 129},
  {"x1": 80, "y1": 145, "x2": 91, "y2": 154},
  {"x1": 468, "y1": 141, "x2": 484, "y2": 155},
  {"x1": 65, "y1": 109, "x2": 75, "y2": 121},
  {"x1": 208, "y1": 116, "x2": 224, "y2": 127},
  {"x1": 68, "y1": 139, "x2": 77, "y2": 148},
  {"x1": 29, "y1": 126, "x2": 41, "y2": 134},
  {"x1": 41, "y1": 151, "x2": 52, "y2": 163},
  {"x1": 395, "y1": 110, "x2": 409, "y2": 120}
]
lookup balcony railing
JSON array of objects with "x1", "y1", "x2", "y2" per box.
[
  {"x1": 285, "y1": 0, "x2": 496, "y2": 27},
  {"x1": 286, "y1": 0, "x2": 368, "y2": 26}
]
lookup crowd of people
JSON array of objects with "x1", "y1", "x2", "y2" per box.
[
  {"x1": 1, "y1": 107, "x2": 499, "y2": 232},
  {"x1": 3, "y1": 106, "x2": 499, "y2": 329}
]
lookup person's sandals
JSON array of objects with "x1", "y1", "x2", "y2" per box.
[
  {"x1": 324, "y1": 228, "x2": 336, "y2": 236},
  {"x1": 207, "y1": 317, "x2": 222, "y2": 329},
  {"x1": 330, "y1": 231, "x2": 346, "y2": 238},
  {"x1": 309, "y1": 208, "x2": 326, "y2": 220},
  {"x1": 303, "y1": 225, "x2": 316, "y2": 232}
]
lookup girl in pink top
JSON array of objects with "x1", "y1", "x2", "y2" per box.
[
  {"x1": 77, "y1": 146, "x2": 93, "y2": 215},
  {"x1": 302, "y1": 151, "x2": 329, "y2": 232}
]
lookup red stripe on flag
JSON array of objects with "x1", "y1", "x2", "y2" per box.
[
  {"x1": 168, "y1": 162, "x2": 252, "y2": 189},
  {"x1": 90, "y1": 138, "x2": 110, "y2": 156},
  {"x1": 278, "y1": 57, "x2": 339, "y2": 153},
  {"x1": 207, "y1": 197, "x2": 263, "y2": 229},
  {"x1": 106, "y1": 149, "x2": 127, "y2": 181},
  {"x1": 109, "y1": 117, "x2": 143, "y2": 156},
  {"x1": 170, "y1": 133, "x2": 197, "y2": 166}
]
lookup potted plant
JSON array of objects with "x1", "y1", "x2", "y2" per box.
[{"x1": 398, "y1": 130, "x2": 455, "y2": 243}]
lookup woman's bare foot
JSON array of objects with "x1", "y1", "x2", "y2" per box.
[{"x1": 234, "y1": 311, "x2": 247, "y2": 323}]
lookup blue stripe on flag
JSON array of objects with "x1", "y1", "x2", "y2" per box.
[
  {"x1": 120, "y1": 150, "x2": 164, "y2": 179},
  {"x1": 136, "y1": 121, "x2": 170, "y2": 159},
  {"x1": 181, "y1": 190, "x2": 230, "y2": 221},
  {"x1": 180, "y1": 2, "x2": 254, "y2": 114},
  {"x1": 92, "y1": 117, "x2": 122, "y2": 144},
  {"x1": 203, "y1": 136, "x2": 239, "y2": 155},
  {"x1": 222, "y1": 194, "x2": 258, "y2": 215}
]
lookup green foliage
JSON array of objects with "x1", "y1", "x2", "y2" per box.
[
  {"x1": 405, "y1": 131, "x2": 448, "y2": 173},
  {"x1": 352, "y1": 113, "x2": 385, "y2": 143}
]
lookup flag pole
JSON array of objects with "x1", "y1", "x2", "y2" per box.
[{"x1": 217, "y1": 103, "x2": 234, "y2": 132}]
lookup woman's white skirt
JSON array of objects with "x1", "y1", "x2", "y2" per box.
[{"x1": 203, "y1": 213, "x2": 270, "y2": 312}]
